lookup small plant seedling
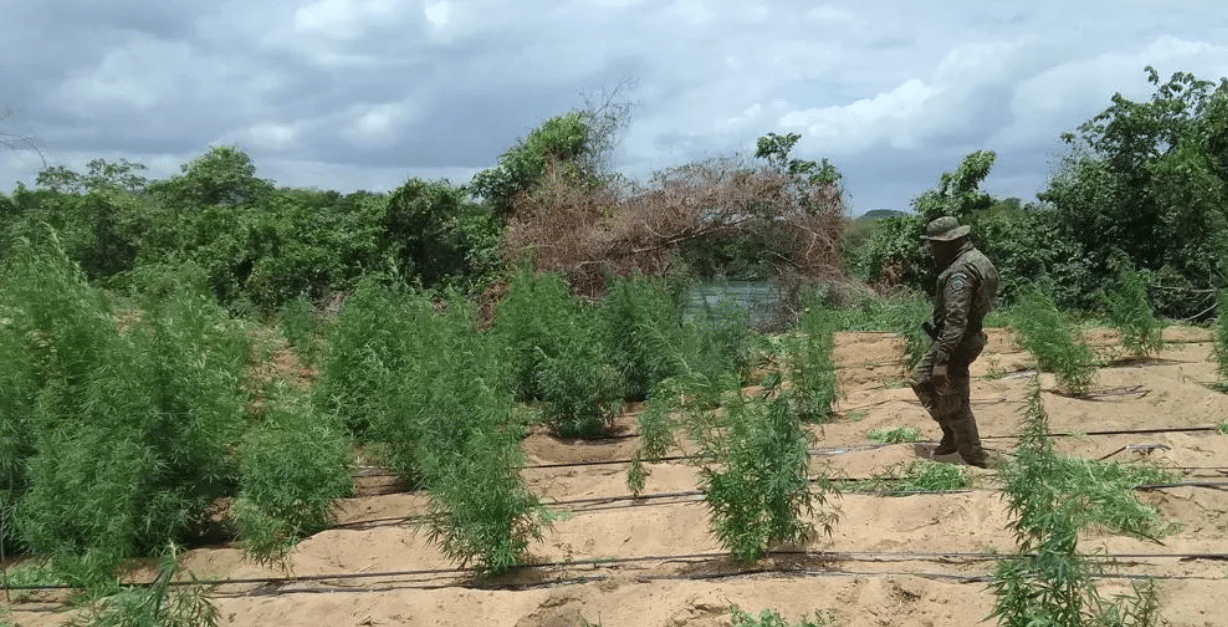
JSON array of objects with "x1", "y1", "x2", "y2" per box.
[
  {"x1": 730, "y1": 606, "x2": 837, "y2": 627},
  {"x1": 866, "y1": 426, "x2": 920, "y2": 444},
  {"x1": 844, "y1": 411, "x2": 867, "y2": 423},
  {"x1": 1217, "y1": 422, "x2": 1228, "y2": 435}
]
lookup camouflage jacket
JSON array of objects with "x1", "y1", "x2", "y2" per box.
[{"x1": 932, "y1": 242, "x2": 999, "y2": 365}]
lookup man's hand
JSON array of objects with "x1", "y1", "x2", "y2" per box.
[{"x1": 931, "y1": 364, "x2": 949, "y2": 393}]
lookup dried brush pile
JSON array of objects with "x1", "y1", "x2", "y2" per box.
[{"x1": 503, "y1": 156, "x2": 846, "y2": 298}]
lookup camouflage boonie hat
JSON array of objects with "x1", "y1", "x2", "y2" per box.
[{"x1": 924, "y1": 216, "x2": 971, "y2": 241}]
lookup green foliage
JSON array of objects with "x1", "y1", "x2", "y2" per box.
[
  {"x1": 847, "y1": 460, "x2": 972, "y2": 495},
  {"x1": 865, "y1": 426, "x2": 921, "y2": 444},
  {"x1": 149, "y1": 145, "x2": 273, "y2": 208},
  {"x1": 851, "y1": 151, "x2": 996, "y2": 291},
  {"x1": 783, "y1": 296, "x2": 839, "y2": 423},
  {"x1": 696, "y1": 390, "x2": 837, "y2": 564},
  {"x1": 314, "y1": 281, "x2": 547, "y2": 574},
  {"x1": 729, "y1": 606, "x2": 836, "y2": 627},
  {"x1": 382, "y1": 178, "x2": 501, "y2": 289},
  {"x1": 1041, "y1": 67, "x2": 1228, "y2": 319},
  {"x1": 1, "y1": 236, "x2": 249, "y2": 586},
  {"x1": 1010, "y1": 288, "x2": 1098, "y2": 396},
  {"x1": 493, "y1": 268, "x2": 621, "y2": 438},
  {"x1": 276, "y1": 294, "x2": 326, "y2": 367},
  {"x1": 990, "y1": 380, "x2": 1168, "y2": 627},
  {"x1": 1100, "y1": 257, "x2": 1164, "y2": 359},
  {"x1": 67, "y1": 549, "x2": 218, "y2": 627},
  {"x1": 234, "y1": 385, "x2": 352, "y2": 567},
  {"x1": 470, "y1": 111, "x2": 595, "y2": 220},
  {"x1": 1215, "y1": 290, "x2": 1228, "y2": 381},
  {"x1": 601, "y1": 273, "x2": 685, "y2": 401}
]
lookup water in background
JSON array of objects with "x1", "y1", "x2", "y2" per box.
[{"x1": 683, "y1": 280, "x2": 785, "y2": 328}]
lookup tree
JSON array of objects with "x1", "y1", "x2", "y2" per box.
[
  {"x1": 150, "y1": 145, "x2": 273, "y2": 208},
  {"x1": 36, "y1": 158, "x2": 149, "y2": 194},
  {"x1": 0, "y1": 107, "x2": 43, "y2": 167},
  {"x1": 855, "y1": 150, "x2": 996, "y2": 292},
  {"x1": 1041, "y1": 67, "x2": 1228, "y2": 317}
]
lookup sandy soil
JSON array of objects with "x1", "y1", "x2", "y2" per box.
[{"x1": 6, "y1": 326, "x2": 1228, "y2": 627}]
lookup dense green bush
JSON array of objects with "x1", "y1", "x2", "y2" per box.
[
  {"x1": 1217, "y1": 289, "x2": 1228, "y2": 381},
  {"x1": 314, "y1": 280, "x2": 548, "y2": 574},
  {"x1": 1, "y1": 236, "x2": 249, "y2": 586},
  {"x1": 494, "y1": 268, "x2": 621, "y2": 437}
]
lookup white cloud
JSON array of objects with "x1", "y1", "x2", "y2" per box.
[{"x1": 293, "y1": 0, "x2": 406, "y2": 39}]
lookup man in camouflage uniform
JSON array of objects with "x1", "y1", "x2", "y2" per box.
[{"x1": 910, "y1": 216, "x2": 999, "y2": 468}]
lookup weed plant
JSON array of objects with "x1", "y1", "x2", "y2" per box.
[
  {"x1": 729, "y1": 606, "x2": 836, "y2": 627},
  {"x1": 784, "y1": 296, "x2": 839, "y2": 423},
  {"x1": 276, "y1": 294, "x2": 326, "y2": 367},
  {"x1": 601, "y1": 273, "x2": 685, "y2": 401},
  {"x1": 990, "y1": 379, "x2": 1167, "y2": 627},
  {"x1": 2, "y1": 237, "x2": 250, "y2": 588},
  {"x1": 1100, "y1": 259, "x2": 1163, "y2": 359},
  {"x1": 694, "y1": 387, "x2": 838, "y2": 564},
  {"x1": 865, "y1": 426, "x2": 921, "y2": 444},
  {"x1": 66, "y1": 548, "x2": 218, "y2": 627},
  {"x1": 1009, "y1": 288, "x2": 1098, "y2": 396},
  {"x1": 234, "y1": 384, "x2": 352, "y2": 567},
  {"x1": 843, "y1": 460, "x2": 972, "y2": 495},
  {"x1": 316, "y1": 280, "x2": 548, "y2": 574},
  {"x1": 493, "y1": 268, "x2": 621, "y2": 438}
]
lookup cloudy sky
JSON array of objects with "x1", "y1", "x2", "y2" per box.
[{"x1": 3, "y1": 0, "x2": 1227, "y2": 214}]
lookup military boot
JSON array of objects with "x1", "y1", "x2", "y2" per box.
[
  {"x1": 933, "y1": 423, "x2": 957, "y2": 456},
  {"x1": 949, "y1": 416, "x2": 988, "y2": 468}
]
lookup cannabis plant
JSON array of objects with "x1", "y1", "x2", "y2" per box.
[
  {"x1": 990, "y1": 379, "x2": 1167, "y2": 627},
  {"x1": 729, "y1": 606, "x2": 836, "y2": 627},
  {"x1": 696, "y1": 388, "x2": 838, "y2": 563},
  {"x1": 1215, "y1": 289, "x2": 1228, "y2": 381},
  {"x1": 1010, "y1": 288, "x2": 1097, "y2": 396},
  {"x1": 865, "y1": 426, "x2": 921, "y2": 444},
  {"x1": 1101, "y1": 258, "x2": 1163, "y2": 359},
  {"x1": 67, "y1": 548, "x2": 218, "y2": 627},
  {"x1": 784, "y1": 297, "x2": 840, "y2": 423},
  {"x1": 234, "y1": 384, "x2": 352, "y2": 567},
  {"x1": 601, "y1": 273, "x2": 685, "y2": 401}
]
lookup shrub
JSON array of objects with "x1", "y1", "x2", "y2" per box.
[
  {"x1": 277, "y1": 294, "x2": 326, "y2": 367},
  {"x1": 494, "y1": 268, "x2": 621, "y2": 438},
  {"x1": 1216, "y1": 289, "x2": 1228, "y2": 381},
  {"x1": 1101, "y1": 258, "x2": 1164, "y2": 359},
  {"x1": 1010, "y1": 288, "x2": 1097, "y2": 396},
  {"x1": 3, "y1": 235, "x2": 249, "y2": 586}
]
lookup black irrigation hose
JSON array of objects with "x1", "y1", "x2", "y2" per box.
[
  {"x1": 331, "y1": 480, "x2": 1228, "y2": 532},
  {"x1": 7, "y1": 549, "x2": 1228, "y2": 593}
]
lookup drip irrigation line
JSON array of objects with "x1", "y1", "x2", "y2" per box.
[
  {"x1": 332, "y1": 480, "x2": 1228, "y2": 532},
  {"x1": 9, "y1": 549, "x2": 1228, "y2": 594}
]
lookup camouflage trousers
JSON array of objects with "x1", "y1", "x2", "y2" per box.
[{"x1": 910, "y1": 332, "x2": 988, "y2": 465}]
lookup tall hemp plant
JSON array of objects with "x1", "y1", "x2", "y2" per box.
[
  {"x1": 990, "y1": 379, "x2": 1171, "y2": 627},
  {"x1": 1010, "y1": 287, "x2": 1098, "y2": 396},
  {"x1": 1100, "y1": 256, "x2": 1164, "y2": 359},
  {"x1": 784, "y1": 294, "x2": 839, "y2": 423}
]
